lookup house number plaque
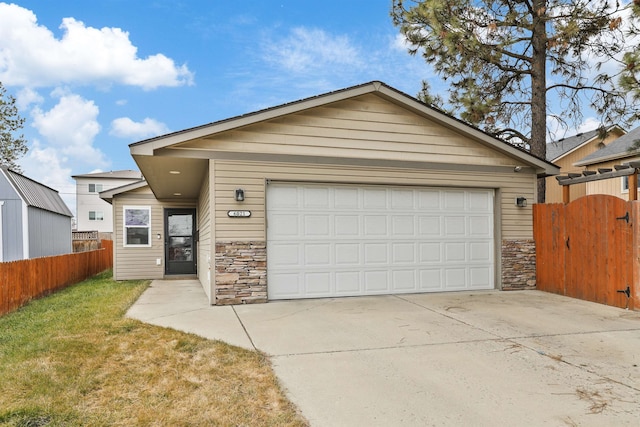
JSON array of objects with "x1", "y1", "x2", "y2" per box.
[{"x1": 227, "y1": 210, "x2": 251, "y2": 218}]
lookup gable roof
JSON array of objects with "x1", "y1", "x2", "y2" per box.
[
  {"x1": 128, "y1": 81, "x2": 559, "y2": 199},
  {"x1": 0, "y1": 167, "x2": 73, "y2": 217},
  {"x1": 546, "y1": 125, "x2": 625, "y2": 162},
  {"x1": 99, "y1": 179, "x2": 148, "y2": 204},
  {"x1": 575, "y1": 125, "x2": 640, "y2": 166},
  {"x1": 71, "y1": 169, "x2": 142, "y2": 180}
]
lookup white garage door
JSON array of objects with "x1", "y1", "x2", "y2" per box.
[{"x1": 267, "y1": 183, "x2": 494, "y2": 300}]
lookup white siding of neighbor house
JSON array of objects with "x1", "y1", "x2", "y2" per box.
[
  {"x1": 213, "y1": 160, "x2": 536, "y2": 242},
  {"x1": 112, "y1": 186, "x2": 196, "y2": 281},
  {"x1": 75, "y1": 176, "x2": 141, "y2": 233}
]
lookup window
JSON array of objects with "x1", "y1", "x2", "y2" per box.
[
  {"x1": 88, "y1": 183, "x2": 103, "y2": 193},
  {"x1": 622, "y1": 176, "x2": 640, "y2": 193},
  {"x1": 123, "y1": 206, "x2": 151, "y2": 247},
  {"x1": 89, "y1": 211, "x2": 104, "y2": 221}
]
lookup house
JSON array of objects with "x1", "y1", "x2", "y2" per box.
[
  {"x1": 573, "y1": 125, "x2": 640, "y2": 199},
  {"x1": 0, "y1": 167, "x2": 73, "y2": 262},
  {"x1": 71, "y1": 170, "x2": 142, "y2": 234},
  {"x1": 545, "y1": 125, "x2": 625, "y2": 203},
  {"x1": 101, "y1": 81, "x2": 559, "y2": 305}
]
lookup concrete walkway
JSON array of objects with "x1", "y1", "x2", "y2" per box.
[{"x1": 127, "y1": 279, "x2": 640, "y2": 426}]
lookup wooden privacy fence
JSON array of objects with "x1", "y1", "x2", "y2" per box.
[
  {"x1": 0, "y1": 239, "x2": 113, "y2": 316},
  {"x1": 534, "y1": 195, "x2": 638, "y2": 310}
]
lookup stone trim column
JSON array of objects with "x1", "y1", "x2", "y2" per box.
[
  {"x1": 501, "y1": 239, "x2": 536, "y2": 290},
  {"x1": 215, "y1": 241, "x2": 267, "y2": 305}
]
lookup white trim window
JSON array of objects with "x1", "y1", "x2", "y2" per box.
[
  {"x1": 621, "y1": 176, "x2": 640, "y2": 194},
  {"x1": 89, "y1": 211, "x2": 104, "y2": 221},
  {"x1": 123, "y1": 206, "x2": 151, "y2": 247},
  {"x1": 88, "y1": 183, "x2": 103, "y2": 193}
]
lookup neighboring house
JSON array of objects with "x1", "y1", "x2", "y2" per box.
[
  {"x1": 545, "y1": 125, "x2": 625, "y2": 203},
  {"x1": 574, "y1": 125, "x2": 640, "y2": 199},
  {"x1": 71, "y1": 170, "x2": 142, "y2": 233},
  {"x1": 101, "y1": 81, "x2": 559, "y2": 305},
  {"x1": 0, "y1": 167, "x2": 73, "y2": 262}
]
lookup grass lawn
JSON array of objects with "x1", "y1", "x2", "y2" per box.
[{"x1": 0, "y1": 271, "x2": 307, "y2": 426}]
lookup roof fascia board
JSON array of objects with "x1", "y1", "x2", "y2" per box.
[
  {"x1": 574, "y1": 150, "x2": 640, "y2": 167},
  {"x1": 99, "y1": 180, "x2": 148, "y2": 202},
  {"x1": 551, "y1": 136, "x2": 597, "y2": 162},
  {"x1": 553, "y1": 125, "x2": 625, "y2": 163}
]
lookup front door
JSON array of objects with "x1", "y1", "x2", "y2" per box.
[{"x1": 165, "y1": 209, "x2": 197, "y2": 275}]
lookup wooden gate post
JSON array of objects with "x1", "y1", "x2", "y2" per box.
[{"x1": 629, "y1": 172, "x2": 638, "y2": 202}]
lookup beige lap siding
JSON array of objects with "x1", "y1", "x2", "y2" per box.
[
  {"x1": 113, "y1": 186, "x2": 196, "y2": 281},
  {"x1": 214, "y1": 160, "x2": 535, "y2": 241}
]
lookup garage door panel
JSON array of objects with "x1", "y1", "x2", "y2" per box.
[
  {"x1": 392, "y1": 216, "x2": 415, "y2": 235},
  {"x1": 419, "y1": 216, "x2": 441, "y2": 235},
  {"x1": 335, "y1": 243, "x2": 360, "y2": 264},
  {"x1": 364, "y1": 270, "x2": 390, "y2": 292},
  {"x1": 392, "y1": 270, "x2": 417, "y2": 291},
  {"x1": 269, "y1": 243, "x2": 300, "y2": 266},
  {"x1": 392, "y1": 242, "x2": 416, "y2": 263},
  {"x1": 305, "y1": 243, "x2": 331, "y2": 265},
  {"x1": 470, "y1": 242, "x2": 492, "y2": 261},
  {"x1": 420, "y1": 269, "x2": 443, "y2": 290},
  {"x1": 363, "y1": 189, "x2": 387, "y2": 208},
  {"x1": 335, "y1": 215, "x2": 359, "y2": 236},
  {"x1": 267, "y1": 184, "x2": 494, "y2": 300},
  {"x1": 419, "y1": 242, "x2": 441, "y2": 262},
  {"x1": 364, "y1": 243, "x2": 388, "y2": 264},
  {"x1": 364, "y1": 215, "x2": 387, "y2": 235},
  {"x1": 335, "y1": 271, "x2": 361, "y2": 294}
]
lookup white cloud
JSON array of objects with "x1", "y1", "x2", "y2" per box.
[
  {"x1": 263, "y1": 27, "x2": 362, "y2": 73},
  {"x1": 31, "y1": 91, "x2": 107, "y2": 168},
  {"x1": 16, "y1": 88, "x2": 44, "y2": 110},
  {"x1": 0, "y1": 2, "x2": 194, "y2": 90},
  {"x1": 110, "y1": 117, "x2": 170, "y2": 139}
]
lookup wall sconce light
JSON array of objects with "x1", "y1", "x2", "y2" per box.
[
  {"x1": 157, "y1": 233, "x2": 162, "y2": 240},
  {"x1": 235, "y1": 188, "x2": 245, "y2": 202},
  {"x1": 516, "y1": 197, "x2": 527, "y2": 208},
  {"x1": 514, "y1": 166, "x2": 522, "y2": 172}
]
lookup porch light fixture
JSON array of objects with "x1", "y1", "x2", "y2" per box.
[
  {"x1": 516, "y1": 197, "x2": 527, "y2": 208},
  {"x1": 169, "y1": 170, "x2": 181, "y2": 174},
  {"x1": 514, "y1": 166, "x2": 522, "y2": 172},
  {"x1": 235, "y1": 188, "x2": 245, "y2": 202}
]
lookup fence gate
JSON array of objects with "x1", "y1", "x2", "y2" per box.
[{"x1": 534, "y1": 195, "x2": 637, "y2": 310}]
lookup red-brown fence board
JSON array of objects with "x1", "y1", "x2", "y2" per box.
[
  {"x1": 0, "y1": 240, "x2": 113, "y2": 316},
  {"x1": 534, "y1": 196, "x2": 636, "y2": 310}
]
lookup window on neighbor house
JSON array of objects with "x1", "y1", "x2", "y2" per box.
[
  {"x1": 89, "y1": 211, "x2": 104, "y2": 221},
  {"x1": 622, "y1": 176, "x2": 640, "y2": 193},
  {"x1": 88, "y1": 183, "x2": 103, "y2": 193},
  {"x1": 123, "y1": 206, "x2": 151, "y2": 247}
]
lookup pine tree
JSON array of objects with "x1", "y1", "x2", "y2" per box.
[
  {"x1": 392, "y1": 0, "x2": 634, "y2": 202},
  {"x1": 0, "y1": 82, "x2": 28, "y2": 172}
]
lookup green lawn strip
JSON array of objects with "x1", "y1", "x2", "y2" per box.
[{"x1": 0, "y1": 271, "x2": 307, "y2": 426}]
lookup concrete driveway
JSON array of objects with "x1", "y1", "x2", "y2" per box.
[{"x1": 128, "y1": 280, "x2": 640, "y2": 426}]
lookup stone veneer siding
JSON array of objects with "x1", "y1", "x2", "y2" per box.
[
  {"x1": 501, "y1": 239, "x2": 536, "y2": 290},
  {"x1": 215, "y1": 241, "x2": 267, "y2": 305}
]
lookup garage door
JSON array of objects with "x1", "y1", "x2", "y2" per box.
[{"x1": 267, "y1": 183, "x2": 494, "y2": 300}]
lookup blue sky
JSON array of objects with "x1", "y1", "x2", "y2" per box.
[{"x1": 0, "y1": 1, "x2": 613, "y2": 214}]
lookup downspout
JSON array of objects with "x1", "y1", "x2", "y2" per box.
[
  {"x1": 0, "y1": 201, "x2": 4, "y2": 262},
  {"x1": 22, "y1": 200, "x2": 29, "y2": 259}
]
